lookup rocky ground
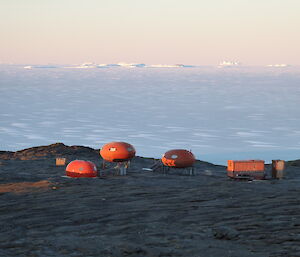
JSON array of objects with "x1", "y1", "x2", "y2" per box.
[{"x1": 1, "y1": 143, "x2": 300, "y2": 257}]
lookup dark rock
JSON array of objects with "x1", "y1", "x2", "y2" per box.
[
  {"x1": 287, "y1": 159, "x2": 300, "y2": 167},
  {"x1": 0, "y1": 143, "x2": 99, "y2": 160},
  {"x1": 0, "y1": 143, "x2": 300, "y2": 257},
  {"x1": 213, "y1": 226, "x2": 239, "y2": 240}
]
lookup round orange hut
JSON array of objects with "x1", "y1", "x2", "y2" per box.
[
  {"x1": 100, "y1": 142, "x2": 136, "y2": 176},
  {"x1": 66, "y1": 160, "x2": 98, "y2": 178},
  {"x1": 162, "y1": 149, "x2": 196, "y2": 168},
  {"x1": 100, "y1": 142, "x2": 136, "y2": 162}
]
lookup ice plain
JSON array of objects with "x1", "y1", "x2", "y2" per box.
[{"x1": 0, "y1": 64, "x2": 300, "y2": 164}]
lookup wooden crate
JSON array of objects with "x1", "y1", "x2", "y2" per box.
[
  {"x1": 272, "y1": 160, "x2": 285, "y2": 179},
  {"x1": 56, "y1": 158, "x2": 66, "y2": 166}
]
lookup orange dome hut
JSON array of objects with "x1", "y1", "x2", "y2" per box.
[
  {"x1": 162, "y1": 149, "x2": 196, "y2": 168},
  {"x1": 100, "y1": 142, "x2": 135, "y2": 176},
  {"x1": 66, "y1": 160, "x2": 98, "y2": 178},
  {"x1": 100, "y1": 142, "x2": 136, "y2": 162}
]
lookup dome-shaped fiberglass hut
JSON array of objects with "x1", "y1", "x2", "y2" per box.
[
  {"x1": 100, "y1": 142, "x2": 136, "y2": 162},
  {"x1": 100, "y1": 142, "x2": 136, "y2": 176},
  {"x1": 162, "y1": 149, "x2": 196, "y2": 168},
  {"x1": 66, "y1": 160, "x2": 98, "y2": 178}
]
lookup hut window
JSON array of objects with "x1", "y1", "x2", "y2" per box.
[
  {"x1": 127, "y1": 147, "x2": 133, "y2": 152},
  {"x1": 109, "y1": 147, "x2": 117, "y2": 151},
  {"x1": 79, "y1": 167, "x2": 83, "y2": 171},
  {"x1": 171, "y1": 154, "x2": 178, "y2": 159}
]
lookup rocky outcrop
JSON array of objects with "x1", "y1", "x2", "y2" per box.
[{"x1": 0, "y1": 143, "x2": 99, "y2": 160}]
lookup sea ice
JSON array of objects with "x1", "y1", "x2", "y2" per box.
[{"x1": 0, "y1": 65, "x2": 300, "y2": 164}]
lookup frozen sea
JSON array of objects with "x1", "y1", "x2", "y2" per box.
[{"x1": 0, "y1": 65, "x2": 300, "y2": 165}]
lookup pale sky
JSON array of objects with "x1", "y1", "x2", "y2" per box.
[{"x1": 0, "y1": 0, "x2": 299, "y2": 65}]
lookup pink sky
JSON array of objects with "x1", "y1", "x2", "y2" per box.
[{"x1": 1, "y1": 0, "x2": 299, "y2": 65}]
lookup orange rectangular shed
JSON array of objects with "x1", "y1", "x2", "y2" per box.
[{"x1": 227, "y1": 160, "x2": 265, "y2": 179}]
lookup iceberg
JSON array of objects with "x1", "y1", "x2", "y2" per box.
[
  {"x1": 267, "y1": 64, "x2": 289, "y2": 68},
  {"x1": 117, "y1": 62, "x2": 146, "y2": 68},
  {"x1": 72, "y1": 62, "x2": 98, "y2": 69},
  {"x1": 24, "y1": 65, "x2": 58, "y2": 69},
  {"x1": 149, "y1": 64, "x2": 184, "y2": 68},
  {"x1": 64, "y1": 62, "x2": 110, "y2": 69},
  {"x1": 218, "y1": 61, "x2": 241, "y2": 68}
]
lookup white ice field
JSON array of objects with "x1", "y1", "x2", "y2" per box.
[{"x1": 0, "y1": 65, "x2": 300, "y2": 165}]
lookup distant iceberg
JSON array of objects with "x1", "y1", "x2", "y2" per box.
[
  {"x1": 106, "y1": 64, "x2": 121, "y2": 67},
  {"x1": 149, "y1": 64, "x2": 194, "y2": 68},
  {"x1": 24, "y1": 65, "x2": 58, "y2": 69},
  {"x1": 71, "y1": 62, "x2": 98, "y2": 69},
  {"x1": 266, "y1": 64, "x2": 289, "y2": 68},
  {"x1": 97, "y1": 64, "x2": 109, "y2": 68},
  {"x1": 134, "y1": 63, "x2": 146, "y2": 68},
  {"x1": 66, "y1": 62, "x2": 147, "y2": 68},
  {"x1": 117, "y1": 62, "x2": 146, "y2": 68},
  {"x1": 218, "y1": 61, "x2": 241, "y2": 68},
  {"x1": 23, "y1": 62, "x2": 195, "y2": 69},
  {"x1": 149, "y1": 64, "x2": 179, "y2": 68},
  {"x1": 64, "y1": 62, "x2": 111, "y2": 69}
]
